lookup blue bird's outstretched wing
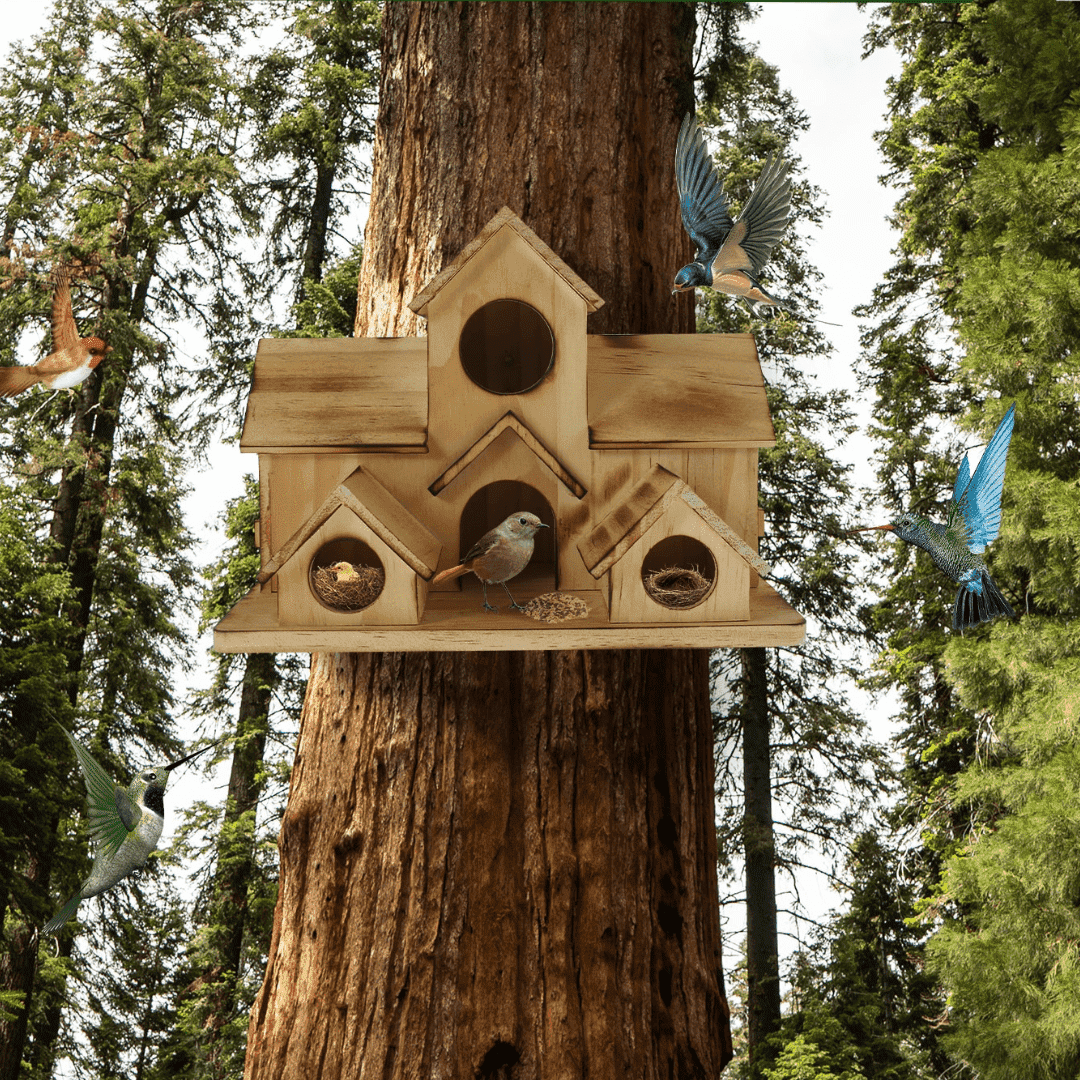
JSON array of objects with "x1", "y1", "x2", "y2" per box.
[
  {"x1": 717, "y1": 153, "x2": 791, "y2": 277},
  {"x1": 952, "y1": 453, "x2": 971, "y2": 507},
  {"x1": 954, "y1": 402, "x2": 1016, "y2": 553},
  {"x1": 60, "y1": 726, "x2": 140, "y2": 861},
  {"x1": 676, "y1": 113, "x2": 733, "y2": 261}
]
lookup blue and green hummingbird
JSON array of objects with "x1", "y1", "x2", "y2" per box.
[
  {"x1": 852, "y1": 402, "x2": 1016, "y2": 632},
  {"x1": 43, "y1": 726, "x2": 215, "y2": 935}
]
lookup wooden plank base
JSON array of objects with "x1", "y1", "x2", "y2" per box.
[{"x1": 213, "y1": 581, "x2": 805, "y2": 652}]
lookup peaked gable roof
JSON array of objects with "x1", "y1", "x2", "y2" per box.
[
  {"x1": 409, "y1": 206, "x2": 605, "y2": 316},
  {"x1": 578, "y1": 463, "x2": 771, "y2": 578},
  {"x1": 257, "y1": 466, "x2": 441, "y2": 583},
  {"x1": 428, "y1": 410, "x2": 587, "y2": 498}
]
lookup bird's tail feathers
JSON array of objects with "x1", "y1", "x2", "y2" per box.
[
  {"x1": 42, "y1": 893, "x2": 82, "y2": 936},
  {"x1": 953, "y1": 571, "x2": 1015, "y2": 631},
  {"x1": 0, "y1": 366, "x2": 41, "y2": 397},
  {"x1": 432, "y1": 563, "x2": 471, "y2": 586},
  {"x1": 740, "y1": 294, "x2": 796, "y2": 318}
]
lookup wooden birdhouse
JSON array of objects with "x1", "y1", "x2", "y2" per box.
[{"x1": 214, "y1": 207, "x2": 804, "y2": 652}]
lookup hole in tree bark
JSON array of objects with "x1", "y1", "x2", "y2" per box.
[
  {"x1": 477, "y1": 1040, "x2": 520, "y2": 1076},
  {"x1": 657, "y1": 813, "x2": 677, "y2": 848},
  {"x1": 658, "y1": 964, "x2": 673, "y2": 1007},
  {"x1": 658, "y1": 900, "x2": 684, "y2": 942}
]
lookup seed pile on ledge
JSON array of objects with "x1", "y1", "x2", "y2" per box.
[{"x1": 521, "y1": 592, "x2": 589, "y2": 623}]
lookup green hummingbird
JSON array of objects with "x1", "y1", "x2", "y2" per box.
[
  {"x1": 851, "y1": 402, "x2": 1016, "y2": 632},
  {"x1": 42, "y1": 726, "x2": 215, "y2": 935}
]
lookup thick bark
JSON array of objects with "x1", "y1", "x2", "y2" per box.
[
  {"x1": 354, "y1": 1, "x2": 697, "y2": 339},
  {"x1": 248, "y1": 650, "x2": 729, "y2": 1079},
  {"x1": 741, "y1": 647, "x2": 780, "y2": 1064},
  {"x1": 246, "y1": 4, "x2": 731, "y2": 1077}
]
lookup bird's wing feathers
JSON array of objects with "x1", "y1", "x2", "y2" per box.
[
  {"x1": 676, "y1": 114, "x2": 733, "y2": 259},
  {"x1": 952, "y1": 454, "x2": 971, "y2": 507},
  {"x1": 61, "y1": 727, "x2": 138, "y2": 860},
  {"x1": 463, "y1": 529, "x2": 501, "y2": 564},
  {"x1": 954, "y1": 403, "x2": 1016, "y2": 553},
  {"x1": 724, "y1": 153, "x2": 791, "y2": 276},
  {"x1": 50, "y1": 266, "x2": 78, "y2": 354}
]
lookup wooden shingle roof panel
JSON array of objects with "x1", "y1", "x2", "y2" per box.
[
  {"x1": 587, "y1": 333, "x2": 776, "y2": 448},
  {"x1": 240, "y1": 337, "x2": 428, "y2": 451}
]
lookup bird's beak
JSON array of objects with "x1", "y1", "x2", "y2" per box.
[
  {"x1": 538, "y1": 523, "x2": 550, "y2": 528},
  {"x1": 163, "y1": 740, "x2": 218, "y2": 772},
  {"x1": 846, "y1": 524, "x2": 894, "y2": 535}
]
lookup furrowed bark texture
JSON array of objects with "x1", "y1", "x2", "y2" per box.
[
  {"x1": 249, "y1": 650, "x2": 729, "y2": 1078},
  {"x1": 246, "y1": 3, "x2": 732, "y2": 1077},
  {"x1": 353, "y1": 1, "x2": 698, "y2": 339}
]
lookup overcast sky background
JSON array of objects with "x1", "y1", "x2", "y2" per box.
[{"x1": 2, "y1": 0, "x2": 909, "y2": 1012}]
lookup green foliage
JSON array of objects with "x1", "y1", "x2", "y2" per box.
[
  {"x1": 696, "y1": 0, "x2": 889, "y2": 912},
  {"x1": 287, "y1": 243, "x2": 362, "y2": 337},
  {"x1": 763, "y1": 1030, "x2": 864, "y2": 1080},
  {"x1": 861, "y1": 1, "x2": 1080, "y2": 1076}
]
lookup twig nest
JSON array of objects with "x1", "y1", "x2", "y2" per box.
[
  {"x1": 310, "y1": 561, "x2": 384, "y2": 612},
  {"x1": 521, "y1": 591, "x2": 589, "y2": 623},
  {"x1": 643, "y1": 565, "x2": 712, "y2": 609}
]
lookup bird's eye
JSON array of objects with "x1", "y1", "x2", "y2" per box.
[{"x1": 519, "y1": 517, "x2": 527, "y2": 525}]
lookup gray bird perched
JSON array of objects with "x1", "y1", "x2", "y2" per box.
[
  {"x1": 433, "y1": 511, "x2": 548, "y2": 613},
  {"x1": 672, "y1": 112, "x2": 793, "y2": 316}
]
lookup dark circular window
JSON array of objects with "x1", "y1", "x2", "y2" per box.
[
  {"x1": 458, "y1": 299, "x2": 554, "y2": 395},
  {"x1": 308, "y1": 537, "x2": 385, "y2": 613},
  {"x1": 640, "y1": 535, "x2": 717, "y2": 611}
]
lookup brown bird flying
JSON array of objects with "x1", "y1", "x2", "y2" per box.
[
  {"x1": 0, "y1": 267, "x2": 113, "y2": 397},
  {"x1": 432, "y1": 511, "x2": 548, "y2": 612}
]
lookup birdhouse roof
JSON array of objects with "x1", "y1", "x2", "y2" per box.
[
  {"x1": 258, "y1": 466, "x2": 441, "y2": 583},
  {"x1": 577, "y1": 463, "x2": 770, "y2": 578},
  {"x1": 240, "y1": 337, "x2": 427, "y2": 452},
  {"x1": 429, "y1": 411, "x2": 587, "y2": 498},
  {"x1": 409, "y1": 206, "x2": 605, "y2": 316},
  {"x1": 586, "y1": 333, "x2": 775, "y2": 448}
]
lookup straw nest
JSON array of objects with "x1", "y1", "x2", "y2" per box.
[
  {"x1": 310, "y1": 561, "x2": 384, "y2": 611},
  {"x1": 642, "y1": 565, "x2": 713, "y2": 609},
  {"x1": 521, "y1": 591, "x2": 589, "y2": 623}
]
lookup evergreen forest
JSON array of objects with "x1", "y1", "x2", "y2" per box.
[{"x1": 0, "y1": 2, "x2": 1077, "y2": 1078}]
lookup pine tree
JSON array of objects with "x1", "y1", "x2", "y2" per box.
[
  {"x1": 164, "y1": 6, "x2": 380, "y2": 1074},
  {"x1": 693, "y1": 6, "x2": 890, "y2": 1071},
  {"x1": 860, "y1": 1, "x2": 1080, "y2": 1076},
  {"x1": 0, "y1": 1, "x2": 265, "y2": 1074}
]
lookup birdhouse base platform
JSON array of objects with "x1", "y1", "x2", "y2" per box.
[{"x1": 212, "y1": 581, "x2": 805, "y2": 653}]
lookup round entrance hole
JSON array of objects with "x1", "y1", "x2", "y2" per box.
[
  {"x1": 308, "y1": 537, "x2": 385, "y2": 612},
  {"x1": 458, "y1": 299, "x2": 555, "y2": 395},
  {"x1": 640, "y1": 535, "x2": 717, "y2": 610}
]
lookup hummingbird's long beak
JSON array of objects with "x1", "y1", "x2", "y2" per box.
[
  {"x1": 163, "y1": 739, "x2": 219, "y2": 772},
  {"x1": 845, "y1": 524, "x2": 894, "y2": 536}
]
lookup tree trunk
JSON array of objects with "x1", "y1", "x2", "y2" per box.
[
  {"x1": 200, "y1": 650, "x2": 274, "y2": 1049},
  {"x1": 248, "y1": 650, "x2": 729, "y2": 1078},
  {"x1": 246, "y1": 4, "x2": 731, "y2": 1076},
  {"x1": 353, "y1": 0, "x2": 696, "y2": 339},
  {"x1": 741, "y1": 647, "x2": 780, "y2": 1065}
]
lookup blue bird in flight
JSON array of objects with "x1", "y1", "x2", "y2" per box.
[
  {"x1": 851, "y1": 402, "x2": 1017, "y2": 631},
  {"x1": 672, "y1": 113, "x2": 793, "y2": 315}
]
